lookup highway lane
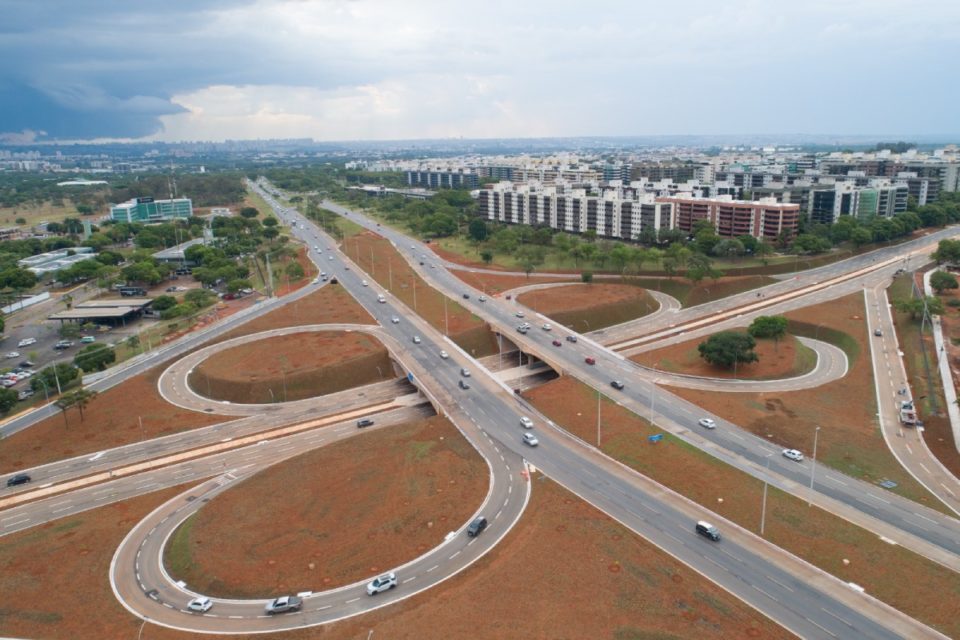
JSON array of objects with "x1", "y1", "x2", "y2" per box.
[
  {"x1": 243, "y1": 181, "x2": 948, "y2": 638},
  {"x1": 308, "y1": 190, "x2": 960, "y2": 566}
]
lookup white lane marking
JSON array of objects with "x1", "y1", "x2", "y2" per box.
[
  {"x1": 808, "y1": 619, "x2": 838, "y2": 638},
  {"x1": 821, "y1": 607, "x2": 854, "y2": 628},
  {"x1": 766, "y1": 576, "x2": 794, "y2": 593},
  {"x1": 2, "y1": 517, "x2": 30, "y2": 527},
  {"x1": 751, "y1": 584, "x2": 778, "y2": 602},
  {"x1": 426, "y1": 565, "x2": 438, "y2": 573},
  {"x1": 826, "y1": 476, "x2": 848, "y2": 486},
  {"x1": 402, "y1": 576, "x2": 416, "y2": 584},
  {"x1": 88, "y1": 451, "x2": 105, "y2": 462},
  {"x1": 345, "y1": 597, "x2": 360, "y2": 604},
  {"x1": 449, "y1": 550, "x2": 461, "y2": 560}
]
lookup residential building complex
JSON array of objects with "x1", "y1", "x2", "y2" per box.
[{"x1": 110, "y1": 197, "x2": 193, "y2": 223}]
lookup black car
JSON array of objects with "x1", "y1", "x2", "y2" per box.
[
  {"x1": 696, "y1": 521, "x2": 721, "y2": 541},
  {"x1": 466, "y1": 516, "x2": 488, "y2": 537},
  {"x1": 565, "y1": 335, "x2": 578, "y2": 343},
  {"x1": 458, "y1": 379, "x2": 470, "y2": 390},
  {"x1": 610, "y1": 380, "x2": 625, "y2": 390},
  {"x1": 357, "y1": 418, "x2": 374, "y2": 428},
  {"x1": 6, "y1": 473, "x2": 31, "y2": 487},
  {"x1": 462, "y1": 293, "x2": 470, "y2": 299},
  {"x1": 19, "y1": 361, "x2": 35, "y2": 368}
]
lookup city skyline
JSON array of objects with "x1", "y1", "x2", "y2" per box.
[{"x1": 1, "y1": 0, "x2": 959, "y2": 144}]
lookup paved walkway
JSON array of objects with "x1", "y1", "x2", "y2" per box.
[{"x1": 922, "y1": 269, "x2": 960, "y2": 454}]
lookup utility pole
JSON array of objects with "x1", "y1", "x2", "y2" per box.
[
  {"x1": 443, "y1": 296, "x2": 449, "y2": 335},
  {"x1": 808, "y1": 425, "x2": 820, "y2": 506},
  {"x1": 760, "y1": 455, "x2": 772, "y2": 535},
  {"x1": 596, "y1": 390, "x2": 602, "y2": 447}
]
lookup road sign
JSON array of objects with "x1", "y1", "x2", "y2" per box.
[{"x1": 648, "y1": 434, "x2": 664, "y2": 443}]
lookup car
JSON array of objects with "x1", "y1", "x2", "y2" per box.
[
  {"x1": 187, "y1": 596, "x2": 213, "y2": 613},
  {"x1": 462, "y1": 293, "x2": 470, "y2": 299},
  {"x1": 390, "y1": 316, "x2": 400, "y2": 324},
  {"x1": 314, "y1": 245, "x2": 319, "y2": 250},
  {"x1": 165, "y1": 286, "x2": 177, "y2": 292},
  {"x1": 515, "y1": 311, "x2": 524, "y2": 318},
  {"x1": 17, "y1": 389, "x2": 33, "y2": 401},
  {"x1": 53, "y1": 341, "x2": 74, "y2": 350},
  {"x1": 585, "y1": 357, "x2": 596, "y2": 365},
  {"x1": 478, "y1": 295, "x2": 487, "y2": 302},
  {"x1": 552, "y1": 339, "x2": 562, "y2": 347},
  {"x1": 505, "y1": 294, "x2": 512, "y2": 300},
  {"x1": 542, "y1": 323, "x2": 552, "y2": 331},
  {"x1": 695, "y1": 521, "x2": 721, "y2": 541},
  {"x1": 698, "y1": 418, "x2": 717, "y2": 429},
  {"x1": 1, "y1": 379, "x2": 16, "y2": 388},
  {"x1": 6, "y1": 473, "x2": 31, "y2": 487},
  {"x1": 328, "y1": 255, "x2": 334, "y2": 261},
  {"x1": 366, "y1": 572, "x2": 397, "y2": 595},
  {"x1": 522, "y1": 432, "x2": 539, "y2": 447},
  {"x1": 18, "y1": 361, "x2": 35, "y2": 368},
  {"x1": 565, "y1": 335, "x2": 578, "y2": 343},
  {"x1": 439, "y1": 350, "x2": 449, "y2": 359},
  {"x1": 80, "y1": 336, "x2": 96, "y2": 343},
  {"x1": 17, "y1": 338, "x2": 36, "y2": 348},
  {"x1": 782, "y1": 448, "x2": 804, "y2": 462},
  {"x1": 357, "y1": 418, "x2": 374, "y2": 428},
  {"x1": 430, "y1": 264, "x2": 435, "y2": 269},
  {"x1": 610, "y1": 380, "x2": 625, "y2": 390},
  {"x1": 4, "y1": 352, "x2": 19, "y2": 359},
  {"x1": 519, "y1": 416, "x2": 534, "y2": 429},
  {"x1": 874, "y1": 329, "x2": 882, "y2": 337},
  {"x1": 516, "y1": 325, "x2": 529, "y2": 334},
  {"x1": 466, "y1": 516, "x2": 488, "y2": 537},
  {"x1": 458, "y1": 379, "x2": 470, "y2": 390},
  {"x1": 412, "y1": 336, "x2": 421, "y2": 344},
  {"x1": 362, "y1": 280, "x2": 369, "y2": 287},
  {"x1": 265, "y1": 595, "x2": 302, "y2": 614},
  {"x1": 410, "y1": 244, "x2": 416, "y2": 249}
]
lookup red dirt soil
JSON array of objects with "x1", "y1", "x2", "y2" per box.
[
  {"x1": 517, "y1": 282, "x2": 658, "y2": 332},
  {"x1": 189, "y1": 331, "x2": 392, "y2": 404},
  {"x1": 274, "y1": 246, "x2": 318, "y2": 297},
  {"x1": 524, "y1": 376, "x2": 960, "y2": 638},
  {"x1": 168, "y1": 416, "x2": 488, "y2": 598},
  {"x1": 0, "y1": 478, "x2": 793, "y2": 640},
  {"x1": 665, "y1": 293, "x2": 942, "y2": 507},
  {"x1": 632, "y1": 334, "x2": 814, "y2": 380}
]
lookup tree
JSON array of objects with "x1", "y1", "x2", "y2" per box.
[
  {"x1": 152, "y1": 295, "x2": 177, "y2": 312},
  {"x1": 480, "y1": 250, "x2": 494, "y2": 265},
  {"x1": 31, "y1": 363, "x2": 79, "y2": 395},
  {"x1": 227, "y1": 278, "x2": 252, "y2": 293},
  {"x1": 712, "y1": 238, "x2": 745, "y2": 259},
  {"x1": 126, "y1": 334, "x2": 141, "y2": 351},
  {"x1": 55, "y1": 388, "x2": 99, "y2": 426},
  {"x1": 240, "y1": 207, "x2": 259, "y2": 219},
  {"x1": 59, "y1": 323, "x2": 82, "y2": 339},
  {"x1": 581, "y1": 271, "x2": 593, "y2": 283},
  {"x1": 930, "y1": 270, "x2": 959, "y2": 294},
  {"x1": 262, "y1": 217, "x2": 278, "y2": 227},
  {"x1": 184, "y1": 288, "x2": 216, "y2": 307},
  {"x1": 285, "y1": 261, "x2": 305, "y2": 280},
  {"x1": 894, "y1": 296, "x2": 944, "y2": 320},
  {"x1": 698, "y1": 332, "x2": 759, "y2": 369},
  {"x1": 850, "y1": 227, "x2": 873, "y2": 248},
  {"x1": 748, "y1": 315, "x2": 788, "y2": 350},
  {"x1": 468, "y1": 218, "x2": 489, "y2": 243},
  {"x1": 74, "y1": 343, "x2": 116, "y2": 372},
  {"x1": 262, "y1": 226, "x2": 279, "y2": 240},
  {"x1": 609, "y1": 244, "x2": 633, "y2": 276},
  {"x1": 932, "y1": 239, "x2": 960, "y2": 265},
  {"x1": 0, "y1": 387, "x2": 17, "y2": 414}
]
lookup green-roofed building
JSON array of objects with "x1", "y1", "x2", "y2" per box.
[{"x1": 110, "y1": 197, "x2": 193, "y2": 223}]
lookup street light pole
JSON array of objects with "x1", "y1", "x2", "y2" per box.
[
  {"x1": 597, "y1": 390, "x2": 602, "y2": 447},
  {"x1": 443, "y1": 296, "x2": 449, "y2": 335},
  {"x1": 808, "y1": 425, "x2": 821, "y2": 506}
]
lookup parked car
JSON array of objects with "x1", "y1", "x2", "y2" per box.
[
  {"x1": 54, "y1": 340, "x2": 74, "y2": 350},
  {"x1": 264, "y1": 596, "x2": 302, "y2": 614},
  {"x1": 782, "y1": 449, "x2": 804, "y2": 462},
  {"x1": 6, "y1": 473, "x2": 31, "y2": 487},
  {"x1": 18, "y1": 360, "x2": 35, "y2": 368},
  {"x1": 17, "y1": 338, "x2": 36, "y2": 348},
  {"x1": 187, "y1": 596, "x2": 213, "y2": 613},
  {"x1": 695, "y1": 520, "x2": 721, "y2": 541},
  {"x1": 466, "y1": 516, "x2": 488, "y2": 537},
  {"x1": 17, "y1": 389, "x2": 34, "y2": 401},
  {"x1": 366, "y1": 572, "x2": 397, "y2": 595},
  {"x1": 80, "y1": 336, "x2": 96, "y2": 343},
  {"x1": 522, "y1": 432, "x2": 539, "y2": 447},
  {"x1": 4, "y1": 352, "x2": 19, "y2": 359},
  {"x1": 698, "y1": 418, "x2": 717, "y2": 429}
]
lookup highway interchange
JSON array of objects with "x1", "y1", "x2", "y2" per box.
[{"x1": 1, "y1": 179, "x2": 959, "y2": 637}]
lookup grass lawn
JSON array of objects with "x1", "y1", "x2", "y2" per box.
[
  {"x1": 516, "y1": 283, "x2": 659, "y2": 333},
  {"x1": 0, "y1": 200, "x2": 86, "y2": 228},
  {"x1": 526, "y1": 376, "x2": 960, "y2": 639}
]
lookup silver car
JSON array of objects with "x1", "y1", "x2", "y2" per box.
[
  {"x1": 187, "y1": 596, "x2": 213, "y2": 613},
  {"x1": 265, "y1": 595, "x2": 302, "y2": 614},
  {"x1": 366, "y1": 572, "x2": 397, "y2": 595},
  {"x1": 522, "y1": 432, "x2": 539, "y2": 447}
]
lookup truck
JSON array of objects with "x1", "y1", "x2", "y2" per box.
[{"x1": 899, "y1": 400, "x2": 917, "y2": 426}]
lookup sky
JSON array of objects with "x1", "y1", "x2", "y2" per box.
[{"x1": 1, "y1": 0, "x2": 958, "y2": 143}]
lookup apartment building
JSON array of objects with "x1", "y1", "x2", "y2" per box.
[
  {"x1": 477, "y1": 182, "x2": 673, "y2": 240},
  {"x1": 405, "y1": 169, "x2": 479, "y2": 190},
  {"x1": 656, "y1": 195, "x2": 799, "y2": 241}
]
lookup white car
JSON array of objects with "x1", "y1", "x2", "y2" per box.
[
  {"x1": 390, "y1": 316, "x2": 400, "y2": 324},
  {"x1": 439, "y1": 350, "x2": 449, "y2": 359},
  {"x1": 4, "y1": 352, "x2": 19, "y2": 359},
  {"x1": 17, "y1": 338, "x2": 36, "y2": 348},
  {"x1": 522, "y1": 432, "x2": 539, "y2": 447},
  {"x1": 478, "y1": 295, "x2": 487, "y2": 302},
  {"x1": 328, "y1": 255, "x2": 333, "y2": 261},
  {"x1": 542, "y1": 323, "x2": 552, "y2": 331},
  {"x1": 519, "y1": 416, "x2": 534, "y2": 429},
  {"x1": 412, "y1": 336, "x2": 421, "y2": 344},
  {"x1": 366, "y1": 572, "x2": 397, "y2": 595},
  {"x1": 515, "y1": 311, "x2": 525, "y2": 318},
  {"x1": 362, "y1": 280, "x2": 369, "y2": 287},
  {"x1": 698, "y1": 418, "x2": 716, "y2": 429},
  {"x1": 782, "y1": 449, "x2": 804, "y2": 462},
  {"x1": 187, "y1": 596, "x2": 213, "y2": 613}
]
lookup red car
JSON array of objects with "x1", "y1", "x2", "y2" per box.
[
  {"x1": 552, "y1": 340, "x2": 562, "y2": 347},
  {"x1": 506, "y1": 294, "x2": 512, "y2": 300},
  {"x1": 585, "y1": 357, "x2": 596, "y2": 365}
]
